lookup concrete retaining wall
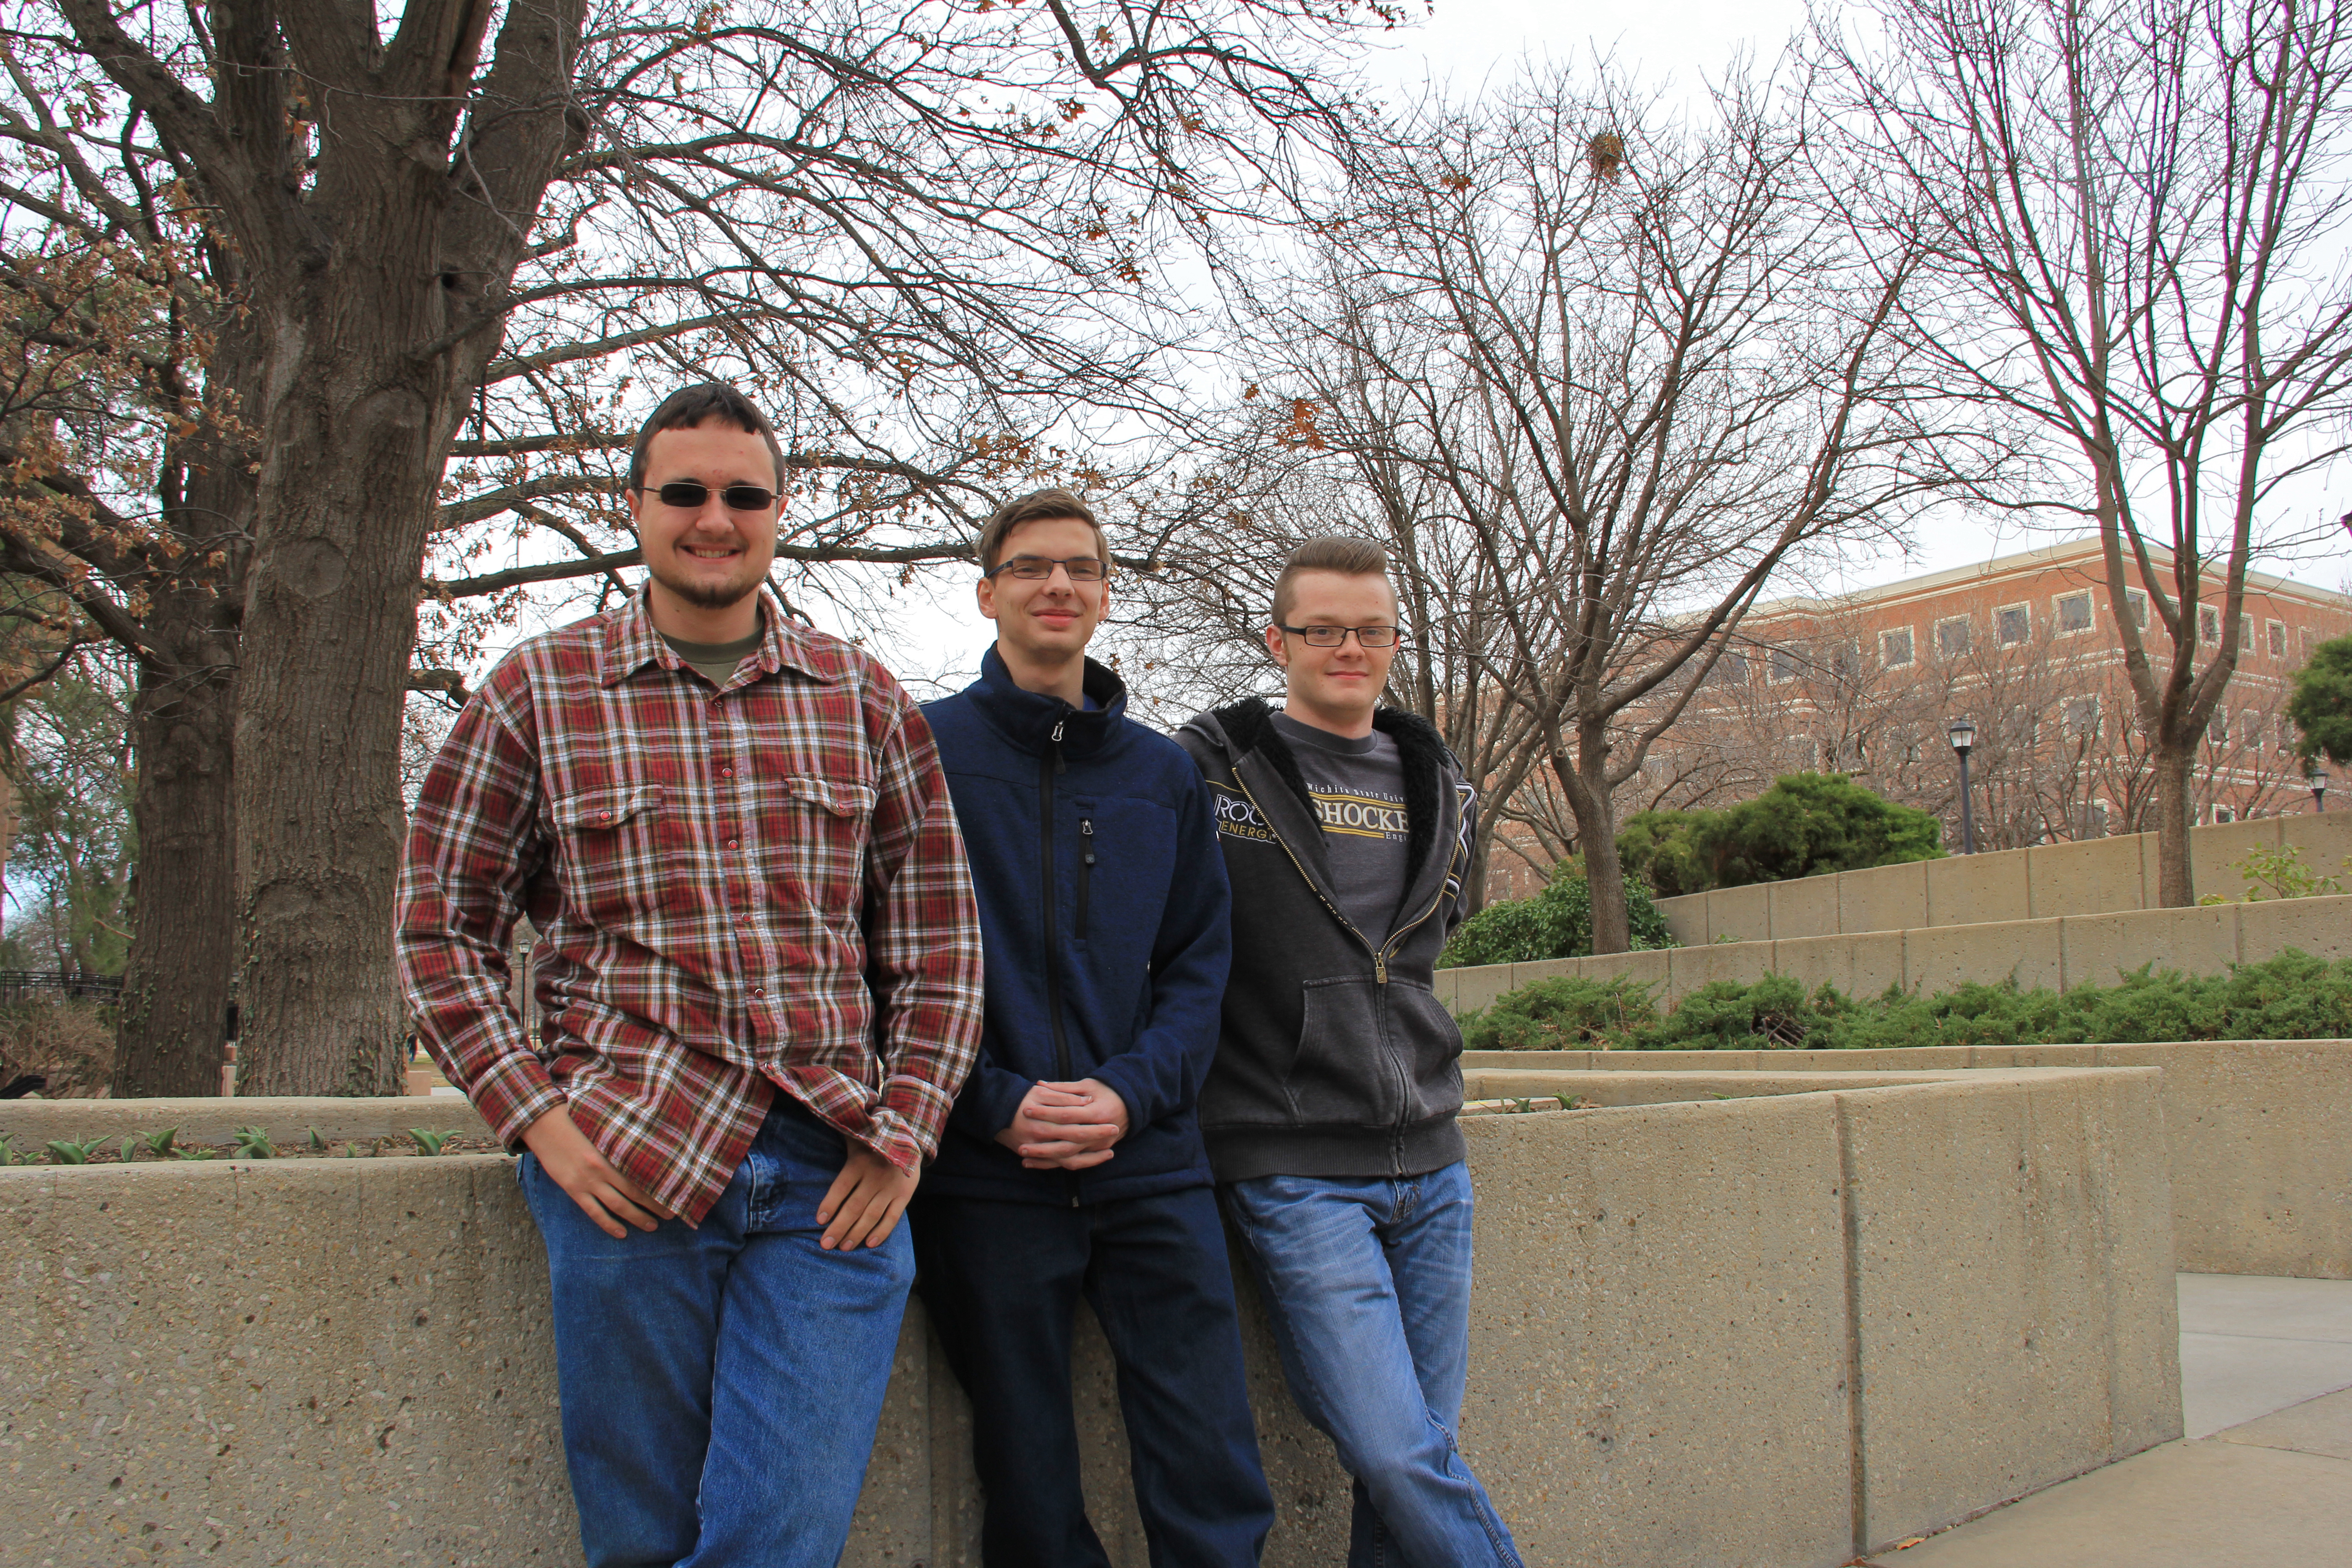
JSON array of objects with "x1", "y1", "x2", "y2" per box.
[
  {"x1": 1465, "y1": 1039, "x2": 2352, "y2": 1279},
  {"x1": 1440, "y1": 891, "x2": 2352, "y2": 1016},
  {"x1": 1654, "y1": 811, "x2": 2352, "y2": 944},
  {"x1": 0, "y1": 1072, "x2": 2176, "y2": 1567}
]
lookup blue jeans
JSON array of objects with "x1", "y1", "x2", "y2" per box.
[
  {"x1": 911, "y1": 1186, "x2": 1273, "y2": 1567},
  {"x1": 1220, "y1": 1162, "x2": 1524, "y2": 1568},
  {"x1": 521, "y1": 1094, "x2": 914, "y2": 1568}
]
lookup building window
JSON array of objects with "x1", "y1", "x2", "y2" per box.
[
  {"x1": 2054, "y1": 591, "x2": 2092, "y2": 633},
  {"x1": 1997, "y1": 603, "x2": 2031, "y2": 645},
  {"x1": 2001, "y1": 707, "x2": 2037, "y2": 749},
  {"x1": 1882, "y1": 627, "x2": 1914, "y2": 667},
  {"x1": 1706, "y1": 649, "x2": 1750, "y2": 687},
  {"x1": 2198, "y1": 605, "x2": 2221, "y2": 645},
  {"x1": 2242, "y1": 709, "x2": 2261, "y2": 749},
  {"x1": 1936, "y1": 615, "x2": 1971, "y2": 659},
  {"x1": 1791, "y1": 737, "x2": 1820, "y2": 769},
  {"x1": 2240, "y1": 613, "x2": 2254, "y2": 651},
  {"x1": 1769, "y1": 647, "x2": 1803, "y2": 685},
  {"x1": 2073, "y1": 801, "x2": 2109, "y2": 838},
  {"x1": 1830, "y1": 639, "x2": 1861, "y2": 681},
  {"x1": 2213, "y1": 805, "x2": 2235, "y2": 825},
  {"x1": 2269, "y1": 620, "x2": 2288, "y2": 660},
  {"x1": 2125, "y1": 588, "x2": 2148, "y2": 627},
  {"x1": 2208, "y1": 709, "x2": 2228, "y2": 743},
  {"x1": 2061, "y1": 696, "x2": 2099, "y2": 739}
]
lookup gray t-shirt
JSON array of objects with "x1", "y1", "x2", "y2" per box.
[
  {"x1": 1272, "y1": 712, "x2": 1413, "y2": 947},
  {"x1": 661, "y1": 629, "x2": 762, "y2": 689}
]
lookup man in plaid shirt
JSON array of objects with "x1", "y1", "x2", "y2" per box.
[{"x1": 398, "y1": 382, "x2": 984, "y2": 1568}]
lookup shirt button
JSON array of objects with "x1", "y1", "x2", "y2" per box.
[
  {"x1": 596, "y1": 811, "x2": 611, "y2": 824},
  {"x1": 726, "y1": 838, "x2": 740, "y2": 849},
  {"x1": 751, "y1": 986, "x2": 766, "y2": 998},
  {"x1": 720, "y1": 767, "x2": 735, "y2": 779}
]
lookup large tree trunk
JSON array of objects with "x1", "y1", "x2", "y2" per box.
[
  {"x1": 2148, "y1": 740, "x2": 2197, "y2": 908},
  {"x1": 112, "y1": 306, "x2": 256, "y2": 1099},
  {"x1": 232, "y1": 265, "x2": 480, "y2": 1097},
  {"x1": 111, "y1": 597, "x2": 238, "y2": 1098}
]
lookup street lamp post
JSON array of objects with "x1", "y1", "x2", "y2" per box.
[
  {"x1": 1948, "y1": 717, "x2": 1978, "y2": 854},
  {"x1": 2311, "y1": 760, "x2": 2330, "y2": 814}
]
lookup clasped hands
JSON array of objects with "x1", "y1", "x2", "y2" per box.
[{"x1": 995, "y1": 1078, "x2": 1130, "y2": 1171}]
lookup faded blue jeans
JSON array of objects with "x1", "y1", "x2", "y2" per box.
[
  {"x1": 520, "y1": 1093, "x2": 914, "y2": 1568},
  {"x1": 1221, "y1": 1162, "x2": 1524, "y2": 1568}
]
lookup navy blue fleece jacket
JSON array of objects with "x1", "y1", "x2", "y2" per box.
[{"x1": 920, "y1": 648, "x2": 1232, "y2": 1204}]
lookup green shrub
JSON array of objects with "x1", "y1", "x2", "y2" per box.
[
  {"x1": 1439, "y1": 872, "x2": 1674, "y2": 968},
  {"x1": 1459, "y1": 974, "x2": 1663, "y2": 1051},
  {"x1": 1458, "y1": 948, "x2": 2352, "y2": 1050},
  {"x1": 2286, "y1": 632, "x2": 2352, "y2": 766},
  {"x1": 1619, "y1": 773, "x2": 1946, "y2": 897}
]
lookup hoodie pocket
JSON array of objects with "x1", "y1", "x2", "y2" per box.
[
  {"x1": 1284, "y1": 977, "x2": 1405, "y2": 1128},
  {"x1": 1387, "y1": 980, "x2": 1466, "y2": 1126}
]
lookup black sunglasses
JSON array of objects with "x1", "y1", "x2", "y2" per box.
[{"x1": 637, "y1": 480, "x2": 778, "y2": 512}]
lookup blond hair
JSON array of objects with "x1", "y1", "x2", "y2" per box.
[{"x1": 1272, "y1": 536, "x2": 1393, "y2": 624}]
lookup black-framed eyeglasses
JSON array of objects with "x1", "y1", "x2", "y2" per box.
[
  {"x1": 1277, "y1": 623, "x2": 1403, "y2": 648},
  {"x1": 637, "y1": 480, "x2": 778, "y2": 512},
  {"x1": 985, "y1": 554, "x2": 1110, "y2": 583}
]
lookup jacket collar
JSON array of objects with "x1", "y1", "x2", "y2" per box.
[
  {"x1": 962, "y1": 644, "x2": 1128, "y2": 758},
  {"x1": 598, "y1": 584, "x2": 843, "y2": 689}
]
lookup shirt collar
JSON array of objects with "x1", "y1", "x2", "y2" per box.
[{"x1": 600, "y1": 584, "x2": 842, "y2": 688}]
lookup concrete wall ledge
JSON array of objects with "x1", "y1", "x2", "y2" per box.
[
  {"x1": 1464, "y1": 1039, "x2": 2352, "y2": 1279},
  {"x1": 1438, "y1": 891, "x2": 2352, "y2": 1016},
  {"x1": 1653, "y1": 812, "x2": 2352, "y2": 945},
  {"x1": 2, "y1": 1071, "x2": 2176, "y2": 1567}
]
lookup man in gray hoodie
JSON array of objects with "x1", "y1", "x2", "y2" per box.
[{"x1": 1175, "y1": 537, "x2": 1524, "y2": 1568}]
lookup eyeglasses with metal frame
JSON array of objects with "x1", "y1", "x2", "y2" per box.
[
  {"x1": 1276, "y1": 623, "x2": 1404, "y2": 648},
  {"x1": 637, "y1": 480, "x2": 778, "y2": 512},
  {"x1": 984, "y1": 554, "x2": 1110, "y2": 582}
]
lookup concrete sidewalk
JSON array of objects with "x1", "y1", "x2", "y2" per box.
[{"x1": 1861, "y1": 1274, "x2": 2352, "y2": 1568}]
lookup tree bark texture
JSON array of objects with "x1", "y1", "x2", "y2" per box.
[
  {"x1": 49, "y1": 0, "x2": 593, "y2": 1093},
  {"x1": 1553, "y1": 747, "x2": 1632, "y2": 956},
  {"x1": 110, "y1": 586, "x2": 239, "y2": 1097}
]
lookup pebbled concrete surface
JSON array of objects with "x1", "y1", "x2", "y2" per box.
[{"x1": 1862, "y1": 1274, "x2": 2352, "y2": 1568}]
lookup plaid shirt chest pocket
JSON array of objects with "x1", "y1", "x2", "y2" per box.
[
  {"x1": 550, "y1": 781, "x2": 682, "y2": 925},
  {"x1": 763, "y1": 773, "x2": 877, "y2": 909}
]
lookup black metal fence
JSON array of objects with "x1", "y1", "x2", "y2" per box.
[{"x1": 0, "y1": 970, "x2": 123, "y2": 1004}]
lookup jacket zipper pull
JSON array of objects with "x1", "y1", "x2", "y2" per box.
[
  {"x1": 1078, "y1": 818, "x2": 1095, "y2": 940},
  {"x1": 1052, "y1": 716, "x2": 1068, "y2": 775}
]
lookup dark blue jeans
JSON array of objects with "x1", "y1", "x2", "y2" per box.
[
  {"x1": 911, "y1": 1185, "x2": 1274, "y2": 1567},
  {"x1": 521, "y1": 1094, "x2": 914, "y2": 1568},
  {"x1": 1222, "y1": 1163, "x2": 1524, "y2": 1568}
]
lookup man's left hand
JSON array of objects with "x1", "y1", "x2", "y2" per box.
[
  {"x1": 1023, "y1": 1077, "x2": 1131, "y2": 1170},
  {"x1": 818, "y1": 1144, "x2": 920, "y2": 1250}
]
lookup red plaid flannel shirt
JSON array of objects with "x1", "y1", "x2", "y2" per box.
[{"x1": 396, "y1": 588, "x2": 984, "y2": 1222}]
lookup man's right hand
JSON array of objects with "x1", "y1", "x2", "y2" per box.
[
  {"x1": 521, "y1": 1105, "x2": 676, "y2": 1239},
  {"x1": 995, "y1": 1081, "x2": 1123, "y2": 1171}
]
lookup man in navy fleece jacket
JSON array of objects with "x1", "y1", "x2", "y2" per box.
[{"x1": 913, "y1": 488, "x2": 1273, "y2": 1567}]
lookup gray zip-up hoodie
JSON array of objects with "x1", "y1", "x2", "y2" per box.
[{"x1": 1175, "y1": 698, "x2": 1480, "y2": 1182}]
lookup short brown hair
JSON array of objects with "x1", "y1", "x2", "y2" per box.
[
  {"x1": 976, "y1": 488, "x2": 1110, "y2": 573},
  {"x1": 1273, "y1": 536, "x2": 1394, "y2": 624},
  {"x1": 627, "y1": 382, "x2": 787, "y2": 493}
]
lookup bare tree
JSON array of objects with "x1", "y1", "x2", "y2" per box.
[
  {"x1": 1252, "y1": 64, "x2": 1980, "y2": 951},
  {"x1": 1815, "y1": 0, "x2": 2352, "y2": 903},
  {"x1": 6, "y1": 0, "x2": 1377, "y2": 1092}
]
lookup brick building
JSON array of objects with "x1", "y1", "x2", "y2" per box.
[{"x1": 1482, "y1": 538, "x2": 2350, "y2": 898}]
